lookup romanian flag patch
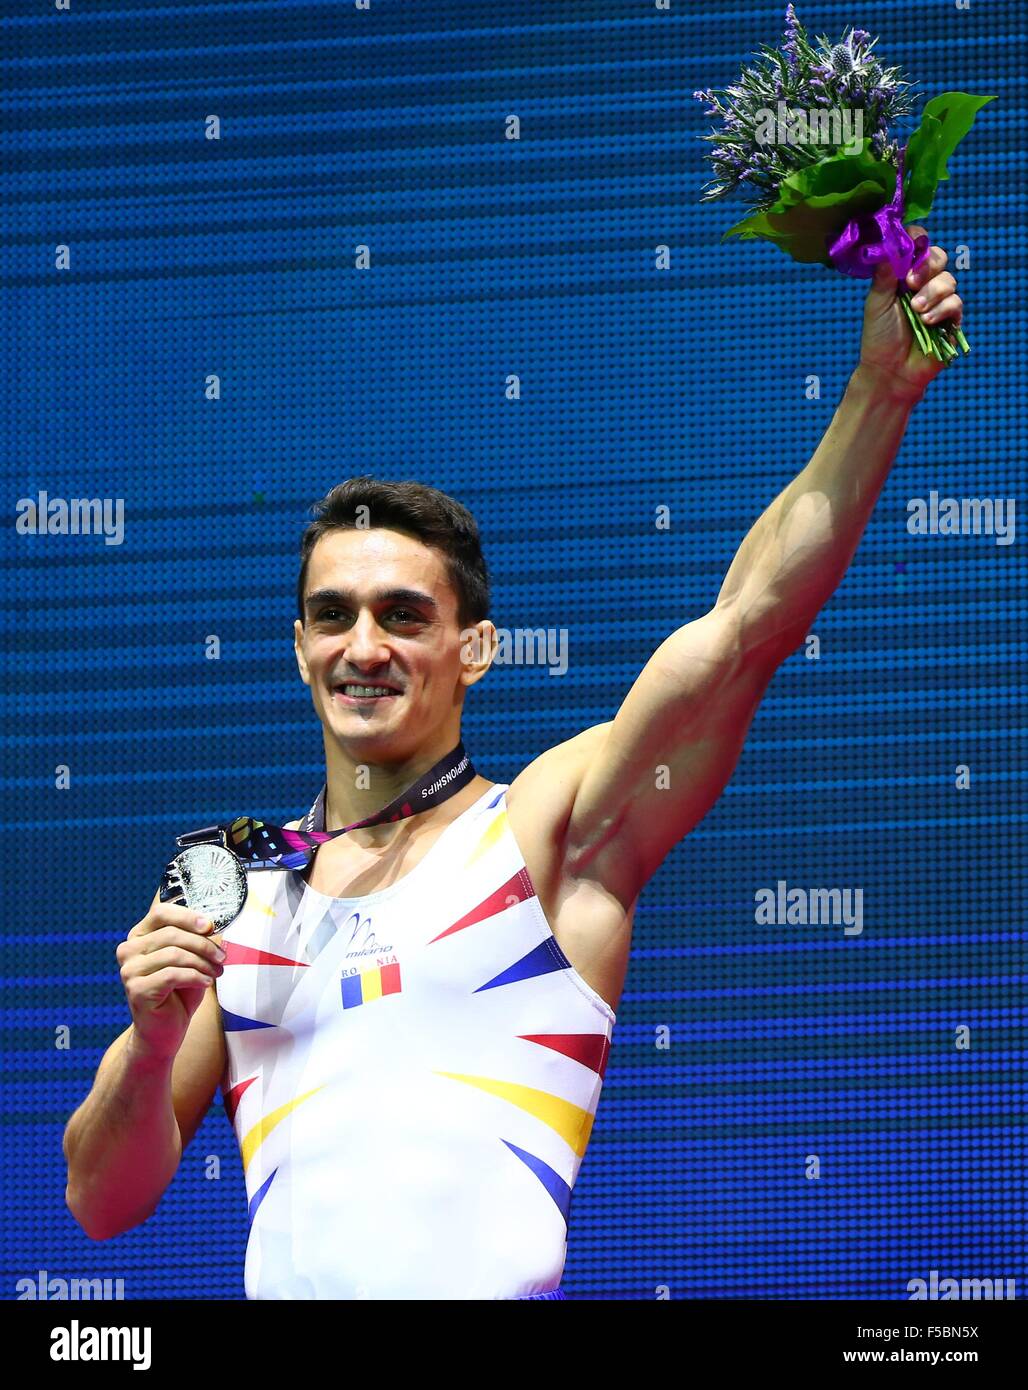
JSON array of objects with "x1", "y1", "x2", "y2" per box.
[{"x1": 341, "y1": 961, "x2": 402, "y2": 1009}]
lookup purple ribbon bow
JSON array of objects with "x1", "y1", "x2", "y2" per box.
[{"x1": 826, "y1": 147, "x2": 930, "y2": 281}]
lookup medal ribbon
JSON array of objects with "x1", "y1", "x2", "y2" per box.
[{"x1": 174, "y1": 742, "x2": 476, "y2": 873}]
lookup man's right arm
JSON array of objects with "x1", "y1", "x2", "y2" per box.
[{"x1": 63, "y1": 892, "x2": 227, "y2": 1241}]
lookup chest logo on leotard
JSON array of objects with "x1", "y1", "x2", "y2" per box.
[
  {"x1": 340, "y1": 954, "x2": 402, "y2": 1009},
  {"x1": 340, "y1": 911, "x2": 394, "y2": 961},
  {"x1": 338, "y1": 913, "x2": 402, "y2": 1008}
]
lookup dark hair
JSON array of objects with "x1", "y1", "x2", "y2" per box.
[{"x1": 297, "y1": 476, "x2": 490, "y2": 628}]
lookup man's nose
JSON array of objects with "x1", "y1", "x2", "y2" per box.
[{"x1": 343, "y1": 611, "x2": 391, "y2": 665}]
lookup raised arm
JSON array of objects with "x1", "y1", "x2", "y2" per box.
[{"x1": 561, "y1": 231, "x2": 962, "y2": 900}]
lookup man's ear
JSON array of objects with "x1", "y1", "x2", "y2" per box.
[
  {"x1": 293, "y1": 618, "x2": 311, "y2": 686},
  {"x1": 458, "y1": 621, "x2": 498, "y2": 689}
]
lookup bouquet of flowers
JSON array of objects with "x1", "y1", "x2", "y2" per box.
[{"x1": 693, "y1": 5, "x2": 995, "y2": 364}]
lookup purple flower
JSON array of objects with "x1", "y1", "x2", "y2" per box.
[{"x1": 783, "y1": 3, "x2": 801, "y2": 71}]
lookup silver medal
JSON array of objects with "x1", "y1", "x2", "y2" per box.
[{"x1": 162, "y1": 842, "x2": 248, "y2": 930}]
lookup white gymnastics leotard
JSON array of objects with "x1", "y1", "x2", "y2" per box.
[{"x1": 214, "y1": 782, "x2": 616, "y2": 1299}]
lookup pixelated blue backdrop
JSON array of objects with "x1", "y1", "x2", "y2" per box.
[{"x1": 2, "y1": 0, "x2": 1023, "y2": 1299}]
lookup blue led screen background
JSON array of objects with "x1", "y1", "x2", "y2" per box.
[{"x1": 2, "y1": 1, "x2": 1023, "y2": 1299}]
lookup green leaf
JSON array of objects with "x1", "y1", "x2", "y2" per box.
[
  {"x1": 764, "y1": 179, "x2": 894, "y2": 263},
  {"x1": 721, "y1": 209, "x2": 778, "y2": 243},
  {"x1": 721, "y1": 142, "x2": 897, "y2": 264},
  {"x1": 903, "y1": 92, "x2": 997, "y2": 221},
  {"x1": 774, "y1": 139, "x2": 894, "y2": 207}
]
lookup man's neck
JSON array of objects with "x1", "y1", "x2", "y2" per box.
[{"x1": 320, "y1": 734, "x2": 465, "y2": 837}]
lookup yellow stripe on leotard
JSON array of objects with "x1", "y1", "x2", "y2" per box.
[
  {"x1": 241, "y1": 1086, "x2": 323, "y2": 1171},
  {"x1": 434, "y1": 1071, "x2": 595, "y2": 1156}
]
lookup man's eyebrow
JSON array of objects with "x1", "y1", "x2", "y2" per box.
[{"x1": 304, "y1": 587, "x2": 439, "y2": 613}]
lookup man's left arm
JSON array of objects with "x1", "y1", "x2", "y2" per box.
[{"x1": 563, "y1": 230, "x2": 962, "y2": 899}]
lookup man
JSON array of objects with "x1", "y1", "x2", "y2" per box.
[{"x1": 63, "y1": 236, "x2": 963, "y2": 1298}]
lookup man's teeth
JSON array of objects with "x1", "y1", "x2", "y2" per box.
[{"x1": 341, "y1": 684, "x2": 395, "y2": 697}]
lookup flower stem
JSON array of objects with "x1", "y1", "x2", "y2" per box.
[{"x1": 898, "y1": 288, "x2": 969, "y2": 366}]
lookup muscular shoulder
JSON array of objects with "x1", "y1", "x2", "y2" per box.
[{"x1": 508, "y1": 722, "x2": 610, "y2": 807}]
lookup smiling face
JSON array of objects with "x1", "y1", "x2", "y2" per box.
[{"x1": 293, "y1": 527, "x2": 494, "y2": 764}]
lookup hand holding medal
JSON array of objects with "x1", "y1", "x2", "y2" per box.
[{"x1": 115, "y1": 895, "x2": 227, "y2": 1062}]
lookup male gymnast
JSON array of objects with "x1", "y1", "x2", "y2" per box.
[{"x1": 63, "y1": 236, "x2": 963, "y2": 1298}]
